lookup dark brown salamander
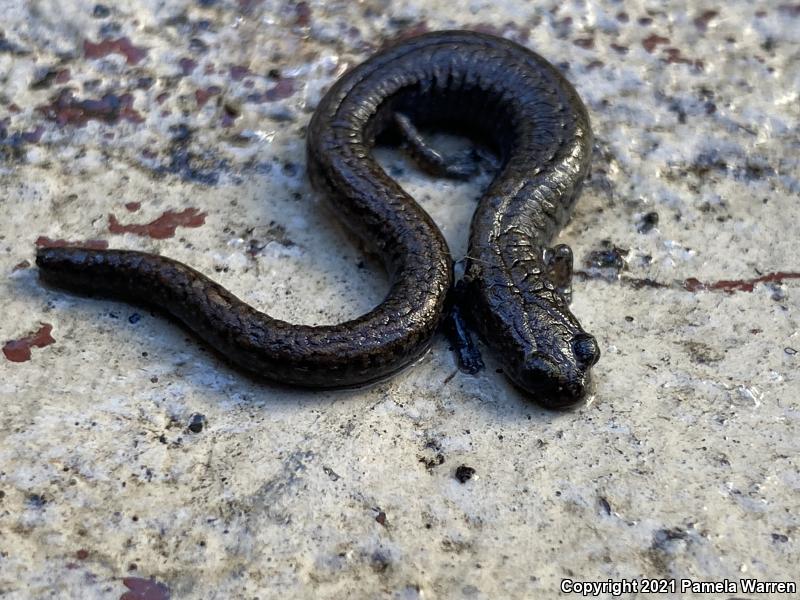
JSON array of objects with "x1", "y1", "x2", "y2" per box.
[{"x1": 37, "y1": 30, "x2": 600, "y2": 408}]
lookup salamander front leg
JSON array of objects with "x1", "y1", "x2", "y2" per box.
[
  {"x1": 543, "y1": 244, "x2": 574, "y2": 303},
  {"x1": 444, "y1": 281, "x2": 484, "y2": 374},
  {"x1": 394, "y1": 113, "x2": 477, "y2": 180}
]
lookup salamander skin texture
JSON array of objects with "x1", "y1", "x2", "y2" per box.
[{"x1": 36, "y1": 30, "x2": 600, "y2": 408}]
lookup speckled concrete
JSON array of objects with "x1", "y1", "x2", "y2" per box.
[{"x1": 1, "y1": 1, "x2": 799, "y2": 598}]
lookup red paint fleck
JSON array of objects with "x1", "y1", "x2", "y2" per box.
[
  {"x1": 108, "y1": 208, "x2": 206, "y2": 239},
  {"x1": 3, "y1": 324, "x2": 55, "y2": 363},
  {"x1": 84, "y1": 37, "x2": 148, "y2": 65},
  {"x1": 683, "y1": 272, "x2": 800, "y2": 293},
  {"x1": 38, "y1": 89, "x2": 144, "y2": 127},
  {"x1": 179, "y1": 57, "x2": 197, "y2": 75},
  {"x1": 76, "y1": 549, "x2": 89, "y2": 560},
  {"x1": 125, "y1": 201, "x2": 141, "y2": 212},
  {"x1": 295, "y1": 1, "x2": 312, "y2": 26},
  {"x1": 694, "y1": 10, "x2": 719, "y2": 31},
  {"x1": 8, "y1": 103, "x2": 21, "y2": 113},
  {"x1": 642, "y1": 34, "x2": 670, "y2": 53},
  {"x1": 35, "y1": 236, "x2": 109, "y2": 250},
  {"x1": 573, "y1": 37, "x2": 595, "y2": 49},
  {"x1": 683, "y1": 277, "x2": 704, "y2": 292},
  {"x1": 195, "y1": 86, "x2": 221, "y2": 107},
  {"x1": 55, "y1": 69, "x2": 71, "y2": 84},
  {"x1": 246, "y1": 78, "x2": 295, "y2": 103},
  {"x1": 663, "y1": 48, "x2": 704, "y2": 70},
  {"x1": 229, "y1": 65, "x2": 250, "y2": 80},
  {"x1": 13, "y1": 260, "x2": 31, "y2": 271},
  {"x1": 121, "y1": 577, "x2": 170, "y2": 600},
  {"x1": 264, "y1": 78, "x2": 294, "y2": 101}
]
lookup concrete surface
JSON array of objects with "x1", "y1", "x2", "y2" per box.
[{"x1": 1, "y1": 0, "x2": 798, "y2": 598}]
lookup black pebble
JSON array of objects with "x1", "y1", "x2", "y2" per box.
[
  {"x1": 455, "y1": 465, "x2": 475, "y2": 483},
  {"x1": 188, "y1": 413, "x2": 206, "y2": 433},
  {"x1": 637, "y1": 211, "x2": 659, "y2": 233}
]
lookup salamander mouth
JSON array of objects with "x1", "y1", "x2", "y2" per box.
[{"x1": 509, "y1": 357, "x2": 592, "y2": 409}]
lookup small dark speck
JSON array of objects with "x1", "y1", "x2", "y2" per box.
[
  {"x1": 555, "y1": 490, "x2": 562, "y2": 497},
  {"x1": 455, "y1": 465, "x2": 475, "y2": 483},
  {"x1": 129, "y1": 313, "x2": 141, "y2": 324},
  {"x1": 625, "y1": 316, "x2": 634, "y2": 322},
  {"x1": 26, "y1": 493, "x2": 46, "y2": 508},
  {"x1": 99, "y1": 22, "x2": 122, "y2": 37},
  {"x1": 637, "y1": 211, "x2": 659, "y2": 233},
  {"x1": 785, "y1": 347, "x2": 797, "y2": 356},
  {"x1": 370, "y1": 551, "x2": 390, "y2": 573},
  {"x1": 598, "y1": 496, "x2": 612, "y2": 515},
  {"x1": 187, "y1": 413, "x2": 206, "y2": 433},
  {"x1": 585, "y1": 240, "x2": 628, "y2": 272},
  {"x1": 189, "y1": 37, "x2": 208, "y2": 54},
  {"x1": 92, "y1": 4, "x2": 110, "y2": 18},
  {"x1": 375, "y1": 510, "x2": 387, "y2": 526},
  {"x1": 495, "y1": 368, "x2": 504, "y2": 374},
  {"x1": 323, "y1": 466, "x2": 340, "y2": 481},
  {"x1": 356, "y1": 260, "x2": 365, "y2": 269},
  {"x1": 771, "y1": 533, "x2": 789, "y2": 543}
]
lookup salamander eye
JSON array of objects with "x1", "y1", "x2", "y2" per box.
[{"x1": 572, "y1": 333, "x2": 600, "y2": 368}]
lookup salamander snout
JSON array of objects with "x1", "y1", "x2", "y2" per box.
[
  {"x1": 510, "y1": 332, "x2": 600, "y2": 409},
  {"x1": 514, "y1": 356, "x2": 590, "y2": 408}
]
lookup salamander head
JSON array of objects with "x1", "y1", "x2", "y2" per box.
[{"x1": 504, "y1": 303, "x2": 600, "y2": 409}]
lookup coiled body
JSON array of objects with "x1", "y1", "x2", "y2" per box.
[{"x1": 37, "y1": 31, "x2": 600, "y2": 407}]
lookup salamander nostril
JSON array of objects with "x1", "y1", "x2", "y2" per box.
[{"x1": 572, "y1": 333, "x2": 600, "y2": 367}]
